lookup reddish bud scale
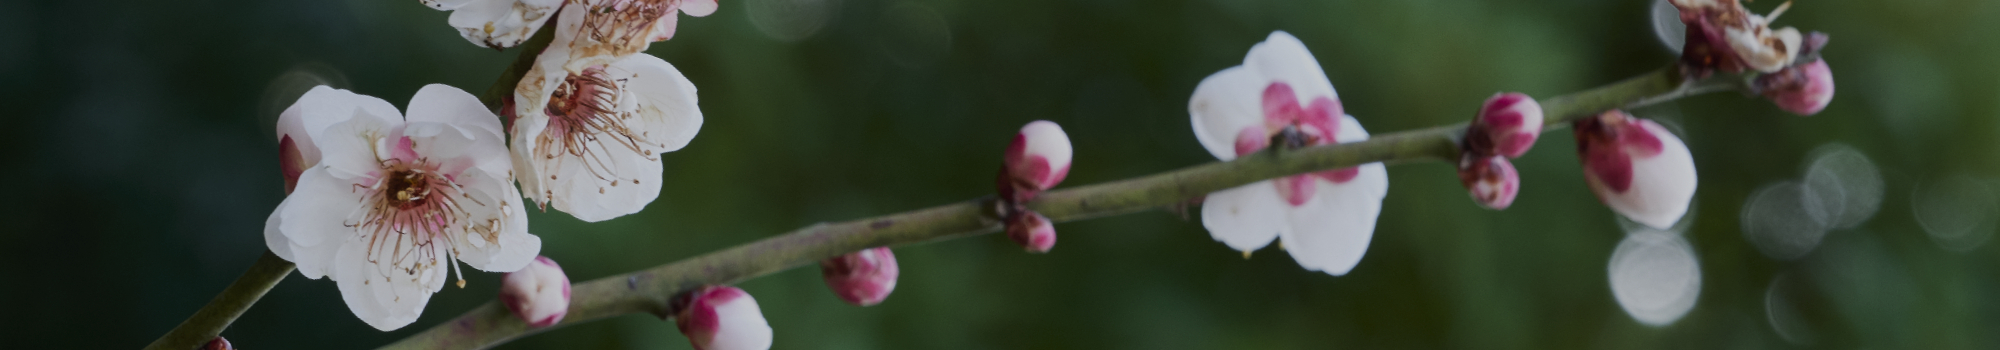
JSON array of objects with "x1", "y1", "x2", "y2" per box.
[
  {"x1": 820, "y1": 247, "x2": 899, "y2": 306},
  {"x1": 204, "y1": 337, "x2": 235, "y2": 350},
  {"x1": 1006, "y1": 212, "x2": 1057, "y2": 253},
  {"x1": 1458, "y1": 154, "x2": 1521, "y2": 210},
  {"x1": 1572, "y1": 111, "x2": 1665, "y2": 193}
]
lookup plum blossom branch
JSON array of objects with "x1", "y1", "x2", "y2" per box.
[
  {"x1": 379, "y1": 62, "x2": 1740, "y2": 350},
  {"x1": 143, "y1": 252, "x2": 294, "y2": 350}
]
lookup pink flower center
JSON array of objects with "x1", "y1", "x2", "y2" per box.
[
  {"x1": 1241, "y1": 82, "x2": 1361, "y2": 206},
  {"x1": 354, "y1": 137, "x2": 492, "y2": 268},
  {"x1": 538, "y1": 66, "x2": 661, "y2": 195}
]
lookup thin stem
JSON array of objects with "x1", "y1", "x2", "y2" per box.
[
  {"x1": 380, "y1": 63, "x2": 1732, "y2": 350},
  {"x1": 144, "y1": 251, "x2": 295, "y2": 350}
]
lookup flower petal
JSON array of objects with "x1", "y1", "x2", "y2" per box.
[
  {"x1": 681, "y1": 0, "x2": 718, "y2": 17},
  {"x1": 615, "y1": 54, "x2": 704, "y2": 153},
  {"x1": 1280, "y1": 172, "x2": 1385, "y2": 276},
  {"x1": 543, "y1": 133, "x2": 666, "y2": 222},
  {"x1": 1201, "y1": 181, "x2": 1288, "y2": 252},
  {"x1": 446, "y1": 0, "x2": 560, "y2": 49},
  {"x1": 333, "y1": 240, "x2": 424, "y2": 331},
  {"x1": 279, "y1": 167, "x2": 363, "y2": 253},
  {"x1": 1242, "y1": 31, "x2": 1337, "y2": 106},
  {"x1": 1189, "y1": 66, "x2": 1268, "y2": 161},
  {"x1": 407, "y1": 84, "x2": 505, "y2": 142},
  {"x1": 263, "y1": 200, "x2": 296, "y2": 262},
  {"x1": 450, "y1": 169, "x2": 542, "y2": 272}
]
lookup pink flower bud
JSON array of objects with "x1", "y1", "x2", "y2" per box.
[
  {"x1": 1757, "y1": 58, "x2": 1834, "y2": 116},
  {"x1": 1458, "y1": 154, "x2": 1521, "y2": 210},
  {"x1": 674, "y1": 286, "x2": 774, "y2": 350},
  {"x1": 1574, "y1": 111, "x2": 1698, "y2": 230},
  {"x1": 275, "y1": 94, "x2": 321, "y2": 195},
  {"x1": 1469, "y1": 92, "x2": 1544, "y2": 159},
  {"x1": 1006, "y1": 211, "x2": 1057, "y2": 253},
  {"x1": 203, "y1": 337, "x2": 235, "y2": 350},
  {"x1": 1000, "y1": 120, "x2": 1073, "y2": 203},
  {"x1": 820, "y1": 247, "x2": 899, "y2": 306},
  {"x1": 499, "y1": 256, "x2": 571, "y2": 328}
]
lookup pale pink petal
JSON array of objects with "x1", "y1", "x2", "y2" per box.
[
  {"x1": 450, "y1": 169, "x2": 541, "y2": 272},
  {"x1": 615, "y1": 54, "x2": 704, "y2": 153},
  {"x1": 262, "y1": 201, "x2": 296, "y2": 262},
  {"x1": 1201, "y1": 181, "x2": 1289, "y2": 252},
  {"x1": 1280, "y1": 174, "x2": 1384, "y2": 276},
  {"x1": 278, "y1": 168, "x2": 362, "y2": 252},
  {"x1": 1189, "y1": 66, "x2": 1269, "y2": 161},
  {"x1": 333, "y1": 240, "x2": 419, "y2": 331},
  {"x1": 680, "y1": 0, "x2": 718, "y2": 17},
  {"x1": 1241, "y1": 31, "x2": 1337, "y2": 106}
]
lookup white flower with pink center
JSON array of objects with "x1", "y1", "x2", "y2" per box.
[
  {"x1": 512, "y1": 29, "x2": 702, "y2": 222},
  {"x1": 266, "y1": 85, "x2": 541, "y2": 331},
  {"x1": 1189, "y1": 31, "x2": 1391, "y2": 275}
]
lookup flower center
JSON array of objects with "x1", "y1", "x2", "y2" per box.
[
  {"x1": 353, "y1": 157, "x2": 480, "y2": 270},
  {"x1": 577, "y1": 0, "x2": 677, "y2": 52},
  {"x1": 538, "y1": 66, "x2": 661, "y2": 189}
]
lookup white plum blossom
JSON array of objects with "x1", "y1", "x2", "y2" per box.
[
  {"x1": 1189, "y1": 31, "x2": 1391, "y2": 275},
  {"x1": 266, "y1": 85, "x2": 541, "y2": 331},
  {"x1": 420, "y1": 0, "x2": 564, "y2": 49},
  {"x1": 511, "y1": 24, "x2": 703, "y2": 221}
]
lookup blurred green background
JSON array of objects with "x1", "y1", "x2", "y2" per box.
[{"x1": 4, "y1": 0, "x2": 1996, "y2": 348}]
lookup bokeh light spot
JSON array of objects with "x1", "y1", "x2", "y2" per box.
[{"x1": 1608, "y1": 229, "x2": 1703, "y2": 327}]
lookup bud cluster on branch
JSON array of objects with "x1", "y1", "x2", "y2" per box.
[{"x1": 144, "y1": 1, "x2": 1843, "y2": 349}]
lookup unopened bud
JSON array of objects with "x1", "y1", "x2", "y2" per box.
[
  {"x1": 203, "y1": 337, "x2": 235, "y2": 350},
  {"x1": 275, "y1": 90, "x2": 324, "y2": 194},
  {"x1": 499, "y1": 256, "x2": 571, "y2": 328},
  {"x1": 673, "y1": 286, "x2": 774, "y2": 350},
  {"x1": 1574, "y1": 111, "x2": 1698, "y2": 229},
  {"x1": 1006, "y1": 211, "x2": 1057, "y2": 253},
  {"x1": 1756, "y1": 58, "x2": 1834, "y2": 116},
  {"x1": 1468, "y1": 92, "x2": 1545, "y2": 158},
  {"x1": 999, "y1": 120, "x2": 1073, "y2": 203},
  {"x1": 820, "y1": 247, "x2": 899, "y2": 306},
  {"x1": 1458, "y1": 154, "x2": 1521, "y2": 210}
]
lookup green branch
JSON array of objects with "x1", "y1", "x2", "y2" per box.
[
  {"x1": 144, "y1": 252, "x2": 295, "y2": 350},
  {"x1": 378, "y1": 63, "x2": 1726, "y2": 350}
]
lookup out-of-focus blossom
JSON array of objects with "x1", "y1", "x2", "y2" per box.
[
  {"x1": 1459, "y1": 154, "x2": 1521, "y2": 210},
  {"x1": 1189, "y1": 31, "x2": 1390, "y2": 275},
  {"x1": 1467, "y1": 92, "x2": 1544, "y2": 159},
  {"x1": 998, "y1": 120, "x2": 1073, "y2": 203},
  {"x1": 1756, "y1": 58, "x2": 1835, "y2": 116},
  {"x1": 1574, "y1": 110, "x2": 1697, "y2": 230},
  {"x1": 203, "y1": 337, "x2": 234, "y2": 350},
  {"x1": 1005, "y1": 212, "x2": 1057, "y2": 253},
  {"x1": 512, "y1": 41, "x2": 702, "y2": 222},
  {"x1": 420, "y1": 0, "x2": 564, "y2": 49},
  {"x1": 673, "y1": 286, "x2": 774, "y2": 350},
  {"x1": 1671, "y1": 0, "x2": 1804, "y2": 75},
  {"x1": 266, "y1": 85, "x2": 541, "y2": 331},
  {"x1": 820, "y1": 247, "x2": 899, "y2": 306},
  {"x1": 500, "y1": 256, "x2": 572, "y2": 328}
]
